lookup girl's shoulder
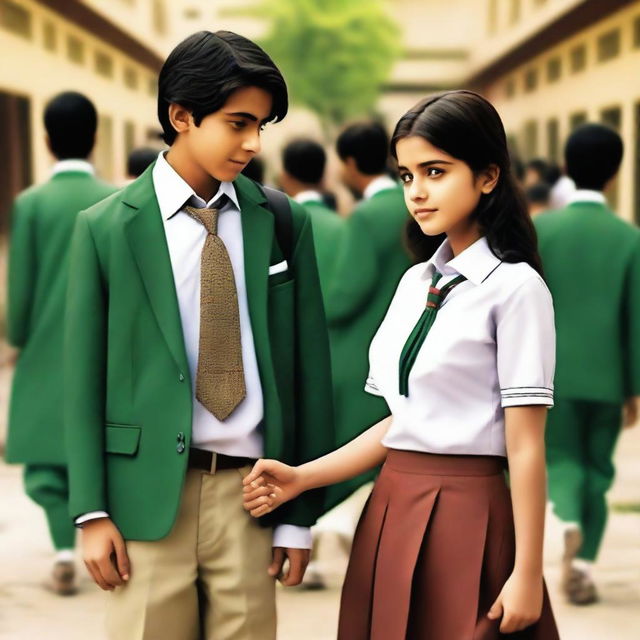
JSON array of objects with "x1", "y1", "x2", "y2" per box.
[{"x1": 490, "y1": 260, "x2": 552, "y2": 303}]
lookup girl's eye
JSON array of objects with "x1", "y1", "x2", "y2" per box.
[
  {"x1": 427, "y1": 167, "x2": 444, "y2": 177},
  {"x1": 231, "y1": 121, "x2": 246, "y2": 129},
  {"x1": 400, "y1": 173, "x2": 412, "y2": 184}
]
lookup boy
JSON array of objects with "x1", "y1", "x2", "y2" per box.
[
  {"x1": 535, "y1": 123, "x2": 640, "y2": 605},
  {"x1": 5, "y1": 91, "x2": 116, "y2": 595},
  {"x1": 65, "y1": 31, "x2": 333, "y2": 639}
]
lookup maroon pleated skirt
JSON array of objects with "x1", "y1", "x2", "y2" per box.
[{"x1": 338, "y1": 450, "x2": 560, "y2": 640}]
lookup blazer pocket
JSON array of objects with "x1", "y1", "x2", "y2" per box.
[{"x1": 105, "y1": 424, "x2": 141, "y2": 456}]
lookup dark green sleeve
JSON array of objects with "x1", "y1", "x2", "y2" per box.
[
  {"x1": 64, "y1": 213, "x2": 108, "y2": 518},
  {"x1": 624, "y1": 236, "x2": 640, "y2": 396},
  {"x1": 280, "y1": 213, "x2": 335, "y2": 526},
  {"x1": 6, "y1": 199, "x2": 36, "y2": 347},
  {"x1": 325, "y1": 211, "x2": 379, "y2": 325}
]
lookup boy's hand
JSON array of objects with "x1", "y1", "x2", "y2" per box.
[
  {"x1": 242, "y1": 459, "x2": 304, "y2": 517},
  {"x1": 269, "y1": 547, "x2": 310, "y2": 586},
  {"x1": 487, "y1": 571, "x2": 543, "y2": 633},
  {"x1": 82, "y1": 517, "x2": 130, "y2": 590}
]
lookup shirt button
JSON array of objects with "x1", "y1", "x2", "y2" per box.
[{"x1": 179, "y1": 373, "x2": 185, "y2": 382}]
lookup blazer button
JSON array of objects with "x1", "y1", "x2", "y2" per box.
[
  {"x1": 179, "y1": 373, "x2": 185, "y2": 382},
  {"x1": 177, "y1": 431, "x2": 185, "y2": 442},
  {"x1": 177, "y1": 442, "x2": 185, "y2": 454}
]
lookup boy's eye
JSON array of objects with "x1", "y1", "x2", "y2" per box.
[
  {"x1": 230, "y1": 120, "x2": 247, "y2": 129},
  {"x1": 400, "y1": 173, "x2": 412, "y2": 184},
  {"x1": 427, "y1": 167, "x2": 444, "y2": 177}
]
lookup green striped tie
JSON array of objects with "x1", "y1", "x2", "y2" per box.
[{"x1": 398, "y1": 271, "x2": 467, "y2": 396}]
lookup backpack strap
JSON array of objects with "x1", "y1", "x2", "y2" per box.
[{"x1": 258, "y1": 183, "x2": 294, "y2": 263}]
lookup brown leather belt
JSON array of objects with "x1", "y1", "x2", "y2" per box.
[{"x1": 187, "y1": 448, "x2": 256, "y2": 474}]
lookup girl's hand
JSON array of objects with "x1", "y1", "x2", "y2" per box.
[
  {"x1": 487, "y1": 571, "x2": 543, "y2": 633},
  {"x1": 242, "y1": 459, "x2": 305, "y2": 517}
]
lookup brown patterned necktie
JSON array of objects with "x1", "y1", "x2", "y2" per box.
[{"x1": 185, "y1": 201, "x2": 246, "y2": 420}]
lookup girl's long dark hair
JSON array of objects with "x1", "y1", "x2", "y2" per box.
[{"x1": 391, "y1": 90, "x2": 543, "y2": 276}]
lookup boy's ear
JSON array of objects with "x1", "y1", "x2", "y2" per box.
[
  {"x1": 480, "y1": 164, "x2": 500, "y2": 194},
  {"x1": 168, "y1": 103, "x2": 193, "y2": 137}
]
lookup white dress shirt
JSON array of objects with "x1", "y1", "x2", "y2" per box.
[
  {"x1": 366, "y1": 236, "x2": 555, "y2": 457},
  {"x1": 78, "y1": 152, "x2": 310, "y2": 549},
  {"x1": 51, "y1": 159, "x2": 94, "y2": 176},
  {"x1": 294, "y1": 190, "x2": 323, "y2": 205},
  {"x1": 567, "y1": 189, "x2": 606, "y2": 205},
  {"x1": 363, "y1": 175, "x2": 398, "y2": 200}
]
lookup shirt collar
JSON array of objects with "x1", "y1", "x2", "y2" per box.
[
  {"x1": 568, "y1": 189, "x2": 606, "y2": 205},
  {"x1": 363, "y1": 175, "x2": 398, "y2": 200},
  {"x1": 294, "y1": 190, "x2": 323, "y2": 205},
  {"x1": 423, "y1": 236, "x2": 501, "y2": 285},
  {"x1": 152, "y1": 151, "x2": 240, "y2": 220},
  {"x1": 51, "y1": 159, "x2": 94, "y2": 176}
]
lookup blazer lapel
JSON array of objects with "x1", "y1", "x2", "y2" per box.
[
  {"x1": 122, "y1": 166, "x2": 189, "y2": 376},
  {"x1": 234, "y1": 175, "x2": 274, "y2": 380}
]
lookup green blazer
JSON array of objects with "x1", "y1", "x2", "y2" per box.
[
  {"x1": 535, "y1": 200, "x2": 640, "y2": 403},
  {"x1": 299, "y1": 198, "x2": 344, "y2": 298},
  {"x1": 64, "y1": 166, "x2": 334, "y2": 541},
  {"x1": 325, "y1": 185, "x2": 412, "y2": 508},
  {"x1": 5, "y1": 170, "x2": 116, "y2": 465}
]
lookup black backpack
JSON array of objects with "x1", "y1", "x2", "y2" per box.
[{"x1": 257, "y1": 183, "x2": 293, "y2": 263}]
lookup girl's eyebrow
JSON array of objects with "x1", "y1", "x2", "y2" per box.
[{"x1": 397, "y1": 159, "x2": 455, "y2": 172}]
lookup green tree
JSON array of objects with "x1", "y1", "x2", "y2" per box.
[{"x1": 253, "y1": 0, "x2": 401, "y2": 132}]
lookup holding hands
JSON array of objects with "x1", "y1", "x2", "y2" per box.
[{"x1": 242, "y1": 459, "x2": 305, "y2": 516}]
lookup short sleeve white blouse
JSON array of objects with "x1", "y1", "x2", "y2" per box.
[{"x1": 366, "y1": 236, "x2": 556, "y2": 457}]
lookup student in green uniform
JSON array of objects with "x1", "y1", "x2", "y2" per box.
[
  {"x1": 325, "y1": 122, "x2": 412, "y2": 507},
  {"x1": 279, "y1": 138, "x2": 343, "y2": 298},
  {"x1": 5, "y1": 91, "x2": 117, "y2": 595},
  {"x1": 65, "y1": 31, "x2": 333, "y2": 640},
  {"x1": 535, "y1": 123, "x2": 640, "y2": 605}
]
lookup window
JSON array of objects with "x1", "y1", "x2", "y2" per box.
[
  {"x1": 95, "y1": 51, "x2": 113, "y2": 78},
  {"x1": 124, "y1": 121, "x2": 136, "y2": 157},
  {"x1": 152, "y1": 0, "x2": 167, "y2": 35},
  {"x1": 487, "y1": 0, "x2": 498, "y2": 35},
  {"x1": 43, "y1": 20, "x2": 56, "y2": 51},
  {"x1": 509, "y1": 0, "x2": 521, "y2": 25},
  {"x1": 523, "y1": 120, "x2": 538, "y2": 159},
  {"x1": 505, "y1": 77, "x2": 516, "y2": 99},
  {"x1": 601, "y1": 106, "x2": 621, "y2": 132},
  {"x1": 570, "y1": 44, "x2": 586, "y2": 73},
  {"x1": 547, "y1": 119, "x2": 559, "y2": 164},
  {"x1": 597, "y1": 29, "x2": 620, "y2": 63},
  {"x1": 546, "y1": 57, "x2": 561, "y2": 83},
  {"x1": 524, "y1": 68, "x2": 538, "y2": 93},
  {"x1": 1, "y1": 0, "x2": 32, "y2": 39},
  {"x1": 570, "y1": 112, "x2": 587, "y2": 131},
  {"x1": 633, "y1": 15, "x2": 640, "y2": 48},
  {"x1": 67, "y1": 34, "x2": 85, "y2": 65},
  {"x1": 124, "y1": 67, "x2": 139, "y2": 90}
]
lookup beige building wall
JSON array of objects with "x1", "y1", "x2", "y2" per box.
[
  {"x1": 472, "y1": 0, "x2": 640, "y2": 222},
  {"x1": 0, "y1": 0, "x2": 167, "y2": 187}
]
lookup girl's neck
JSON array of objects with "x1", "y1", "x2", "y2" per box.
[{"x1": 447, "y1": 222, "x2": 482, "y2": 257}]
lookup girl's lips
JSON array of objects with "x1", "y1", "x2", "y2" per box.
[{"x1": 414, "y1": 208, "x2": 438, "y2": 219}]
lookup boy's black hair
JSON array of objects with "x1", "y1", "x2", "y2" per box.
[
  {"x1": 526, "y1": 182, "x2": 551, "y2": 206},
  {"x1": 336, "y1": 122, "x2": 389, "y2": 175},
  {"x1": 127, "y1": 147, "x2": 158, "y2": 177},
  {"x1": 283, "y1": 139, "x2": 326, "y2": 185},
  {"x1": 565, "y1": 124, "x2": 623, "y2": 191},
  {"x1": 44, "y1": 91, "x2": 97, "y2": 160},
  {"x1": 158, "y1": 30, "x2": 288, "y2": 145}
]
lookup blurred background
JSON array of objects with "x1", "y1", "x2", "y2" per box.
[{"x1": 0, "y1": 1, "x2": 639, "y2": 638}]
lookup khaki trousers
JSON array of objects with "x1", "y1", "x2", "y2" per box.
[{"x1": 106, "y1": 467, "x2": 276, "y2": 640}]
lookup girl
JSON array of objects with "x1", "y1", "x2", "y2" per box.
[{"x1": 243, "y1": 90, "x2": 560, "y2": 639}]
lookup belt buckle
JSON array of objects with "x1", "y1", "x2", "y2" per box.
[{"x1": 209, "y1": 452, "x2": 218, "y2": 474}]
